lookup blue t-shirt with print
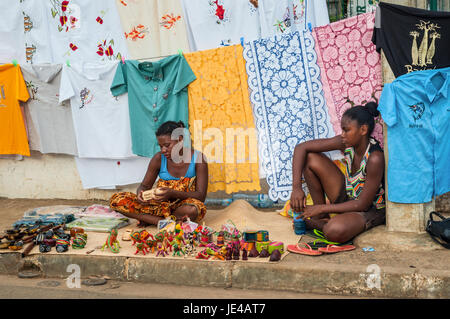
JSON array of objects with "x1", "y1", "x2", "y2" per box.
[{"x1": 378, "y1": 67, "x2": 450, "y2": 203}]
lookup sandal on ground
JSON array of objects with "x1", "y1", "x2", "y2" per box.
[
  {"x1": 287, "y1": 243, "x2": 323, "y2": 256},
  {"x1": 306, "y1": 229, "x2": 354, "y2": 246},
  {"x1": 305, "y1": 229, "x2": 340, "y2": 245},
  {"x1": 306, "y1": 241, "x2": 329, "y2": 249},
  {"x1": 317, "y1": 244, "x2": 356, "y2": 254},
  {"x1": 310, "y1": 237, "x2": 354, "y2": 247},
  {"x1": 122, "y1": 229, "x2": 133, "y2": 241}
]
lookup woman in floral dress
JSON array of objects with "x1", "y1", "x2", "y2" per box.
[{"x1": 110, "y1": 121, "x2": 208, "y2": 226}]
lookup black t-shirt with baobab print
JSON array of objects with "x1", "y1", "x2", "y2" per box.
[{"x1": 372, "y1": 2, "x2": 450, "y2": 78}]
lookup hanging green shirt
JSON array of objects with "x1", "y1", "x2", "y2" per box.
[{"x1": 110, "y1": 55, "x2": 196, "y2": 158}]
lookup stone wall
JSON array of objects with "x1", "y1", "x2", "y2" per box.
[{"x1": 436, "y1": 193, "x2": 450, "y2": 213}]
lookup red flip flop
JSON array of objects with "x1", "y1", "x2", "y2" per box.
[
  {"x1": 318, "y1": 244, "x2": 356, "y2": 254},
  {"x1": 287, "y1": 243, "x2": 323, "y2": 256}
]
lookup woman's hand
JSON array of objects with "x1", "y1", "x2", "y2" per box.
[
  {"x1": 300, "y1": 204, "x2": 325, "y2": 220},
  {"x1": 153, "y1": 187, "x2": 173, "y2": 202},
  {"x1": 290, "y1": 187, "x2": 307, "y2": 213},
  {"x1": 136, "y1": 190, "x2": 149, "y2": 205}
]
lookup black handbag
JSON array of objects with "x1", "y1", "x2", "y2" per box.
[{"x1": 426, "y1": 211, "x2": 450, "y2": 249}]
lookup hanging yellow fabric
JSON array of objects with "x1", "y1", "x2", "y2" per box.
[
  {"x1": 0, "y1": 64, "x2": 30, "y2": 156},
  {"x1": 184, "y1": 45, "x2": 261, "y2": 193}
]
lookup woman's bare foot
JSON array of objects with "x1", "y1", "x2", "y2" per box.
[{"x1": 137, "y1": 220, "x2": 150, "y2": 228}]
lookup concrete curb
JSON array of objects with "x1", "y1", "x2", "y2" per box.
[{"x1": 1, "y1": 252, "x2": 448, "y2": 299}]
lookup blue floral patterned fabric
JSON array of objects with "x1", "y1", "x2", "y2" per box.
[{"x1": 243, "y1": 30, "x2": 333, "y2": 201}]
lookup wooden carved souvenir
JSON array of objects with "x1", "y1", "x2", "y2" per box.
[
  {"x1": 242, "y1": 248, "x2": 248, "y2": 260},
  {"x1": 248, "y1": 244, "x2": 260, "y2": 257},
  {"x1": 259, "y1": 248, "x2": 270, "y2": 258},
  {"x1": 142, "y1": 188, "x2": 165, "y2": 201},
  {"x1": 269, "y1": 249, "x2": 281, "y2": 262}
]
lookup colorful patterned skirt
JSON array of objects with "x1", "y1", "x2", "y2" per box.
[{"x1": 109, "y1": 177, "x2": 207, "y2": 222}]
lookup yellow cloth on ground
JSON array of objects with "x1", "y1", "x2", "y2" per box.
[{"x1": 185, "y1": 45, "x2": 261, "y2": 193}]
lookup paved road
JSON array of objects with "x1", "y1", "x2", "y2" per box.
[
  {"x1": 0, "y1": 274, "x2": 359, "y2": 299},
  {"x1": 1, "y1": 275, "x2": 385, "y2": 318}
]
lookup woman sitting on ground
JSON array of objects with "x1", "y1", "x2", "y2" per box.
[
  {"x1": 290, "y1": 102, "x2": 385, "y2": 244},
  {"x1": 110, "y1": 121, "x2": 208, "y2": 226}
]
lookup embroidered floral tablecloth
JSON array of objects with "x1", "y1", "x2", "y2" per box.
[
  {"x1": 313, "y1": 12, "x2": 384, "y2": 145},
  {"x1": 243, "y1": 30, "x2": 333, "y2": 201}
]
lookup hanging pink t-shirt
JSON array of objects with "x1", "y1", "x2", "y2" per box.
[{"x1": 313, "y1": 12, "x2": 384, "y2": 145}]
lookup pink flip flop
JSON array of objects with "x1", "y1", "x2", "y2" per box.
[
  {"x1": 287, "y1": 243, "x2": 323, "y2": 256},
  {"x1": 318, "y1": 244, "x2": 356, "y2": 254}
]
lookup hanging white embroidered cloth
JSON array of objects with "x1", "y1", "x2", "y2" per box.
[
  {"x1": 115, "y1": 0, "x2": 190, "y2": 60},
  {"x1": 0, "y1": 1, "x2": 26, "y2": 64},
  {"x1": 258, "y1": 0, "x2": 330, "y2": 38},
  {"x1": 39, "y1": 0, "x2": 129, "y2": 64},
  {"x1": 180, "y1": 0, "x2": 260, "y2": 51},
  {"x1": 243, "y1": 30, "x2": 333, "y2": 201}
]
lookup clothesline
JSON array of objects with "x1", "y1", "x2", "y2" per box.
[
  {"x1": 1, "y1": 54, "x2": 177, "y2": 66},
  {"x1": 136, "y1": 54, "x2": 175, "y2": 61}
]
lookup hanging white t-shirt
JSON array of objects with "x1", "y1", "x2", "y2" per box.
[
  {"x1": 259, "y1": 0, "x2": 329, "y2": 38},
  {"x1": 0, "y1": 2, "x2": 26, "y2": 64},
  {"x1": 59, "y1": 61, "x2": 134, "y2": 159},
  {"x1": 75, "y1": 156, "x2": 150, "y2": 189},
  {"x1": 115, "y1": 0, "x2": 190, "y2": 60},
  {"x1": 43, "y1": 0, "x2": 128, "y2": 63},
  {"x1": 180, "y1": 0, "x2": 261, "y2": 51},
  {"x1": 20, "y1": 1, "x2": 53, "y2": 64},
  {"x1": 21, "y1": 64, "x2": 78, "y2": 155}
]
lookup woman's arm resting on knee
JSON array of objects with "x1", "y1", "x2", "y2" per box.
[
  {"x1": 291, "y1": 136, "x2": 345, "y2": 212},
  {"x1": 301, "y1": 151, "x2": 385, "y2": 218}
]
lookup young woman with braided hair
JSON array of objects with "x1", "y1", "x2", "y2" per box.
[
  {"x1": 290, "y1": 102, "x2": 386, "y2": 245},
  {"x1": 110, "y1": 121, "x2": 208, "y2": 226}
]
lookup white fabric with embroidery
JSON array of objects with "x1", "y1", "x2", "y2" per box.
[
  {"x1": 20, "y1": 0, "x2": 129, "y2": 64},
  {"x1": 59, "y1": 61, "x2": 133, "y2": 159},
  {"x1": 115, "y1": 0, "x2": 190, "y2": 60},
  {"x1": 258, "y1": 0, "x2": 329, "y2": 38},
  {"x1": 180, "y1": 0, "x2": 261, "y2": 51},
  {"x1": 0, "y1": 2, "x2": 26, "y2": 64}
]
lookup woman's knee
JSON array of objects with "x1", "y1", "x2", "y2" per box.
[
  {"x1": 305, "y1": 152, "x2": 330, "y2": 174},
  {"x1": 174, "y1": 205, "x2": 198, "y2": 220},
  {"x1": 323, "y1": 222, "x2": 352, "y2": 243},
  {"x1": 305, "y1": 152, "x2": 319, "y2": 169}
]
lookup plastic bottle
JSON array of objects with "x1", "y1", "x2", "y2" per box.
[
  {"x1": 231, "y1": 193, "x2": 274, "y2": 208},
  {"x1": 293, "y1": 212, "x2": 306, "y2": 235},
  {"x1": 204, "y1": 198, "x2": 233, "y2": 207},
  {"x1": 272, "y1": 201, "x2": 286, "y2": 208}
]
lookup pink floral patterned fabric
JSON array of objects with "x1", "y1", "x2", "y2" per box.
[{"x1": 313, "y1": 12, "x2": 384, "y2": 145}]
